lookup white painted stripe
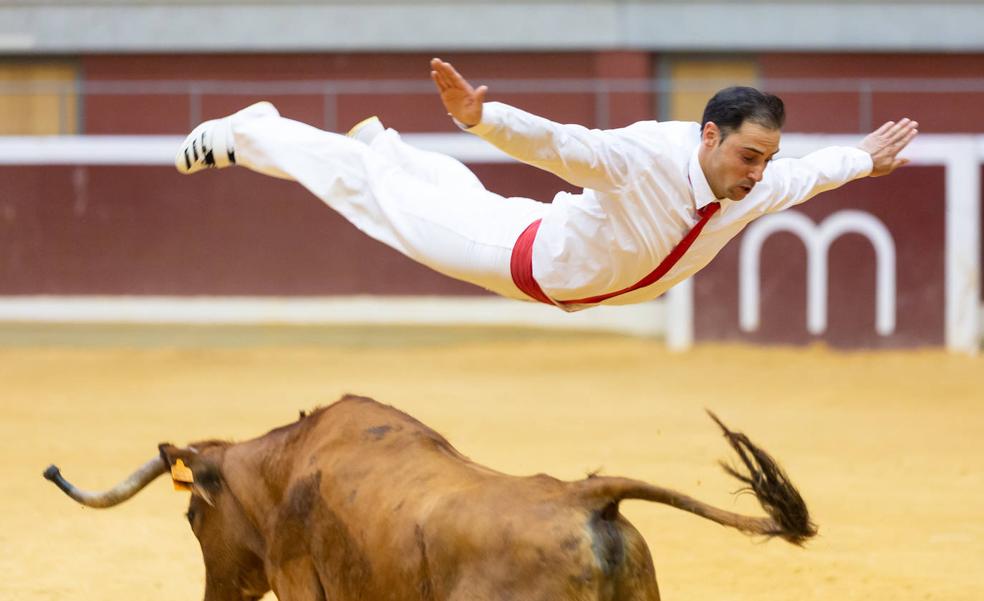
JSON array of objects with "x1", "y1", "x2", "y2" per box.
[
  {"x1": 0, "y1": 296, "x2": 665, "y2": 337},
  {"x1": 779, "y1": 134, "x2": 984, "y2": 164},
  {"x1": 2, "y1": 134, "x2": 982, "y2": 166},
  {"x1": 0, "y1": 136, "x2": 181, "y2": 165},
  {"x1": 944, "y1": 141, "x2": 982, "y2": 356},
  {"x1": 0, "y1": 134, "x2": 513, "y2": 165},
  {"x1": 401, "y1": 134, "x2": 513, "y2": 163},
  {"x1": 664, "y1": 278, "x2": 693, "y2": 352}
]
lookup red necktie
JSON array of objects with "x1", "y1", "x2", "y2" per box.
[{"x1": 510, "y1": 201, "x2": 721, "y2": 307}]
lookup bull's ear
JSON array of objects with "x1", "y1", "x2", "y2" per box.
[
  {"x1": 158, "y1": 443, "x2": 198, "y2": 492},
  {"x1": 157, "y1": 443, "x2": 224, "y2": 504}
]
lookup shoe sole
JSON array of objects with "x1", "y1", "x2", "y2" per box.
[{"x1": 347, "y1": 115, "x2": 384, "y2": 144}]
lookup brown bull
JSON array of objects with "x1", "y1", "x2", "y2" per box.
[{"x1": 44, "y1": 395, "x2": 816, "y2": 601}]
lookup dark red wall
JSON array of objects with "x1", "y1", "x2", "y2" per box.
[
  {"x1": 0, "y1": 164, "x2": 574, "y2": 296},
  {"x1": 79, "y1": 52, "x2": 984, "y2": 134},
  {"x1": 759, "y1": 53, "x2": 984, "y2": 133},
  {"x1": 81, "y1": 52, "x2": 655, "y2": 135}
]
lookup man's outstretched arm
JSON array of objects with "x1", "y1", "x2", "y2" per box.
[
  {"x1": 430, "y1": 57, "x2": 635, "y2": 192},
  {"x1": 762, "y1": 118, "x2": 919, "y2": 212}
]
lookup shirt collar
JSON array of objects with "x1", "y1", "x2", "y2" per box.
[{"x1": 688, "y1": 144, "x2": 728, "y2": 212}]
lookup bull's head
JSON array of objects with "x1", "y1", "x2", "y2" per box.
[{"x1": 44, "y1": 442, "x2": 270, "y2": 601}]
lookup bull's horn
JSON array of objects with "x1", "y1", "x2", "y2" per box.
[{"x1": 43, "y1": 457, "x2": 167, "y2": 508}]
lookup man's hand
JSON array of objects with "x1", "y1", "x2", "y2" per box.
[
  {"x1": 430, "y1": 58, "x2": 487, "y2": 128},
  {"x1": 858, "y1": 118, "x2": 919, "y2": 177}
]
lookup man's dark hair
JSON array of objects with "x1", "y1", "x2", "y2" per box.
[{"x1": 701, "y1": 86, "x2": 785, "y2": 138}]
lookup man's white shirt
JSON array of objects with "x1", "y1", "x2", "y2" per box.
[{"x1": 466, "y1": 101, "x2": 874, "y2": 306}]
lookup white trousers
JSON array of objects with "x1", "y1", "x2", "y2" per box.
[{"x1": 232, "y1": 114, "x2": 551, "y2": 300}]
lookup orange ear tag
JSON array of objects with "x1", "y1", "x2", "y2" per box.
[{"x1": 171, "y1": 458, "x2": 194, "y2": 492}]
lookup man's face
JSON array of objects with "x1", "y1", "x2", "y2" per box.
[{"x1": 699, "y1": 121, "x2": 781, "y2": 201}]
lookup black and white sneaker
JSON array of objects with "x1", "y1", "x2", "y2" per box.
[{"x1": 175, "y1": 101, "x2": 279, "y2": 174}]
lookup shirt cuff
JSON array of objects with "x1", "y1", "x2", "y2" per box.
[
  {"x1": 846, "y1": 146, "x2": 875, "y2": 179},
  {"x1": 454, "y1": 102, "x2": 502, "y2": 136}
]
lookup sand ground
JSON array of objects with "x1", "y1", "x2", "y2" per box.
[{"x1": 1, "y1": 324, "x2": 982, "y2": 601}]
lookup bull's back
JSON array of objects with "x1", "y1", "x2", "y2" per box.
[
  {"x1": 296, "y1": 395, "x2": 494, "y2": 484},
  {"x1": 273, "y1": 397, "x2": 660, "y2": 600}
]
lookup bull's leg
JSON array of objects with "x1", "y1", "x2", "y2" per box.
[
  {"x1": 546, "y1": 513, "x2": 660, "y2": 601},
  {"x1": 604, "y1": 523, "x2": 661, "y2": 601},
  {"x1": 441, "y1": 528, "x2": 660, "y2": 601}
]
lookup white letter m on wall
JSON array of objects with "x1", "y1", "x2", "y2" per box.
[{"x1": 739, "y1": 210, "x2": 897, "y2": 336}]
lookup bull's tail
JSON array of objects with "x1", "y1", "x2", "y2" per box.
[{"x1": 576, "y1": 411, "x2": 817, "y2": 546}]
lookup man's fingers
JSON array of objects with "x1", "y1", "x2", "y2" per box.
[
  {"x1": 892, "y1": 119, "x2": 914, "y2": 135},
  {"x1": 448, "y1": 69, "x2": 472, "y2": 93},
  {"x1": 440, "y1": 60, "x2": 479, "y2": 95},
  {"x1": 430, "y1": 57, "x2": 484, "y2": 102},
  {"x1": 431, "y1": 57, "x2": 452, "y2": 75},
  {"x1": 863, "y1": 117, "x2": 918, "y2": 176},
  {"x1": 887, "y1": 118, "x2": 917, "y2": 142},
  {"x1": 891, "y1": 127, "x2": 919, "y2": 151},
  {"x1": 434, "y1": 65, "x2": 454, "y2": 90},
  {"x1": 430, "y1": 71, "x2": 447, "y2": 92},
  {"x1": 442, "y1": 60, "x2": 464, "y2": 82},
  {"x1": 873, "y1": 121, "x2": 894, "y2": 136},
  {"x1": 871, "y1": 118, "x2": 918, "y2": 154},
  {"x1": 433, "y1": 59, "x2": 464, "y2": 86},
  {"x1": 430, "y1": 58, "x2": 457, "y2": 89},
  {"x1": 883, "y1": 120, "x2": 908, "y2": 140}
]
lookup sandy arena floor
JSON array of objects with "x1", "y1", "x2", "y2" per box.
[{"x1": 1, "y1": 325, "x2": 982, "y2": 601}]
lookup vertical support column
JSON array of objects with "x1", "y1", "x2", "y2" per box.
[
  {"x1": 665, "y1": 277, "x2": 694, "y2": 351},
  {"x1": 322, "y1": 83, "x2": 337, "y2": 132},
  {"x1": 945, "y1": 138, "x2": 981, "y2": 355},
  {"x1": 858, "y1": 81, "x2": 873, "y2": 133},
  {"x1": 188, "y1": 84, "x2": 202, "y2": 130},
  {"x1": 591, "y1": 51, "x2": 653, "y2": 128}
]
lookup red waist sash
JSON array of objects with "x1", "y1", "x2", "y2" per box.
[{"x1": 510, "y1": 202, "x2": 721, "y2": 306}]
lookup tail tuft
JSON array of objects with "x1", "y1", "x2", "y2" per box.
[
  {"x1": 707, "y1": 410, "x2": 817, "y2": 545},
  {"x1": 43, "y1": 465, "x2": 61, "y2": 481}
]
